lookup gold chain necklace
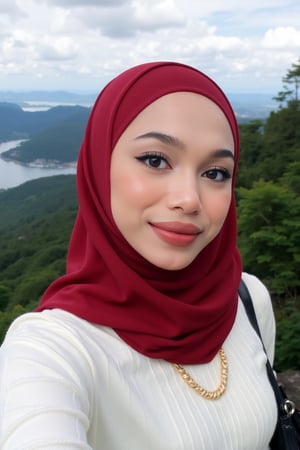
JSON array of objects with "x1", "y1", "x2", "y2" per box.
[{"x1": 173, "y1": 347, "x2": 228, "y2": 400}]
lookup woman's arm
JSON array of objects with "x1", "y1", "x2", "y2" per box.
[{"x1": 0, "y1": 313, "x2": 93, "y2": 450}]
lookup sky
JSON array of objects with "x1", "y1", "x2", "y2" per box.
[{"x1": 0, "y1": 0, "x2": 299, "y2": 95}]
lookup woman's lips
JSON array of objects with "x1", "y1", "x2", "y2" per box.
[{"x1": 150, "y1": 221, "x2": 201, "y2": 246}]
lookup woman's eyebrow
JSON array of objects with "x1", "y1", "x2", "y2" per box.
[
  {"x1": 211, "y1": 149, "x2": 234, "y2": 160},
  {"x1": 134, "y1": 131, "x2": 185, "y2": 149},
  {"x1": 134, "y1": 131, "x2": 234, "y2": 160}
]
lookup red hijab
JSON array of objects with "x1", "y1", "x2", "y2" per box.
[{"x1": 36, "y1": 62, "x2": 242, "y2": 364}]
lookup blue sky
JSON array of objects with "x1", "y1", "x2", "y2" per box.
[{"x1": 0, "y1": 0, "x2": 299, "y2": 95}]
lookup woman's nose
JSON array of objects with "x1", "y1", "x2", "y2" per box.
[{"x1": 167, "y1": 173, "x2": 201, "y2": 215}]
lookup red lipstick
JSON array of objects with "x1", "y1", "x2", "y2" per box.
[{"x1": 150, "y1": 221, "x2": 201, "y2": 246}]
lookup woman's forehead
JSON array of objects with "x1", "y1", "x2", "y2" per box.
[{"x1": 112, "y1": 92, "x2": 235, "y2": 157}]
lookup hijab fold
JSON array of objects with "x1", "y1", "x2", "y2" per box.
[{"x1": 36, "y1": 62, "x2": 242, "y2": 364}]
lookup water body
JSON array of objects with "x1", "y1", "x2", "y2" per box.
[
  {"x1": 0, "y1": 140, "x2": 76, "y2": 190},
  {"x1": 21, "y1": 100, "x2": 93, "y2": 112}
]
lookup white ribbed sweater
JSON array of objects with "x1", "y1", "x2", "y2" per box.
[{"x1": 0, "y1": 273, "x2": 277, "y2": 450}]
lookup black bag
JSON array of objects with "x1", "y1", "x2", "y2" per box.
[{"x1": 238, "y1": 279, "x2": 300, "y2": 450}]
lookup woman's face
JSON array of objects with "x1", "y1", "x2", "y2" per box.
[{"x1": 110, "y1": 92, "x2": 235, "y2": 270}]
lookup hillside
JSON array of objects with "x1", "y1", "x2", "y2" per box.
[
  {"x1": 0, "y1": 174, "x2": 77, "y2": 231},
  {"x1": 0, "y1": 102, "x2": 90, "y2": 146},
  {"x1": 1, "y1": 110, "x2": 89, "y2": 164},
  {"x1": 0, "y1": 175, "x2": 77, "y2": 333}
]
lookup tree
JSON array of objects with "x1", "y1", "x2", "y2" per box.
[
  {"x1": 274, "y1": 59, "x2": 300, "y2": 106},
  {"x1": 237, "y1": 61, "x2": 300, "y2": 186},
  {"x1": 236, "y1": 120, "x2": 264, "y2": 189},
  {"x1": 280, "y1": 161, "x2": 300, "y2": 196},
  {"x1": 0, "y1": 284, "x2": 11, "y2": 310},
  {"x1": 0, "y1": 305, "x2": 27, "y2": 344},
  {"x1": 237, "y1": 180, "x2": 300, "y2": 299},
  {"x1": 261, "y1": 60, "x2": 300, "y2": 181},
  {"x1": 275, "y1": 301, "x2": 300, "y2": 371}
]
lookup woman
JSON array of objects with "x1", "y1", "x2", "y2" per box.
[{"x1": 0, "y1": 62, "x2": 277, "y2": 449}]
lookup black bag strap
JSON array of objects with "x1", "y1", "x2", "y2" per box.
[
  {"x1": 238, "y1": 279, "x2": 282, "y2": 401},
  {"x1": 238, "y1": 278, "x2": 300, "y2": 450},
  {"x1": 238, "y1": 279, "x2": 263, "y2": 340}
]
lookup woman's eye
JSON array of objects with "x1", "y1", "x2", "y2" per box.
[
  {"x1": 203, "y1": 168, "x2": 231, "y2": 182},
  {"x1": 136, "y1": 153, "x2": 170, "y2": 169}
]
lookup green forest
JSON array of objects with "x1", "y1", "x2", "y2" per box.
[
  {"x1": 0, "y1": 105, "x2": 90, "y2": 163},
  {"x1": 0, "y1": 62, "x2": 299, "y2": 372}
]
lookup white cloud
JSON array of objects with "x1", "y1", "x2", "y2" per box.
[
  {"x1": 63, "y1": 0, "x2": 184, "y2": 38},
  {"x1": 262, "y1": 26, "x2": 300, "y2": 49},
  {"x1": 38, "y1": 37, "x2": 79, "y2": 61},
  {"x1": 133, "y1": 0, "x2": 184, "y2": 28},
  {"x1": 0, "y1": 0, "x2": 25, "y2": 17},
  {"x1": 1, "y1": 30, "x2": 34, "y2": 65},
  {"x1": 0, "y1": 0, "x2": 299, "y2": 92},
  {"x1": 43, "y1": 0, "x2": 126, "y2": 6}
]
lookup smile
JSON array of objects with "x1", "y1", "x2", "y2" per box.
[{"x1": 150, "y1": 222, "x2": 201, "y2": 247}]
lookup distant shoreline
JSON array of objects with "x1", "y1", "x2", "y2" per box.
[{"x1": 0, "y1": 153, "x2": 77, "y2": 169}]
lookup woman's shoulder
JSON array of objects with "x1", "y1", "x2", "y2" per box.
[
  {"x1": 240, "y1": 271, "x2": 276, "y2": 363},
  {"x1": 1, "y1": 308, "x2": 118, "y2": 351},
  {"x1": 1, "y1": 309, "x2": 125, "y2": 368},
  {"x1": 242, "y1": 272, "x2": 272, "y2": 318},
  {"x1": 0, "y1": 310, "x2": 104, "y2": 374},
  {"x1": 1, "y1": 309, "x2": 94, "y2": 361},
  {"x1": 2, "y1": 309, "x2": 94, "y2": 344},
  {"x1": 0, "y1": 309, "x2": 119, "y2": 400},
  {"x1": 241, "y1": 272, "x2": 271, "y2": 310}
]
